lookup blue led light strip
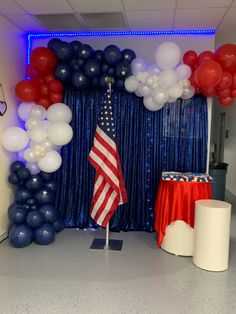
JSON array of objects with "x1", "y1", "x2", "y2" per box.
[{"x1": 27, "y1": 29, "x2": 215, "y2": 64}]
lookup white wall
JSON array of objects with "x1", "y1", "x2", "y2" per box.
[{"x1": 0, "y1": 15, "x2": 26, "y2": 237}]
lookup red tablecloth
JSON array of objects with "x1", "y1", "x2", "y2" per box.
[{"x1": 154, "y1": 179, "x2": 212, "y2": 247}]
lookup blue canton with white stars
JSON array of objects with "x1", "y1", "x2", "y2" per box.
[{"x1": 98, "y1": 90, "x2": 116, "y2": 139}]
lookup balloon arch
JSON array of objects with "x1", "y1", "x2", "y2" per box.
[{"x1": 2, "y1": 38, "x2": 236, "y2": 247}]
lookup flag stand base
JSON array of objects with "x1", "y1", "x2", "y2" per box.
[{"x1": 90, "y1": 238, "x2": 123, "y2": 251}]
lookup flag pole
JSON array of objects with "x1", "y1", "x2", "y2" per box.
[{"x1": 105, "y1": 222, "x2": 109, "y2": 247}]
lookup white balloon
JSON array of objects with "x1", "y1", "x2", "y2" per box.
[
  {"x1": 168, "y1": 96, "x2": 177, "y2": 103},
  {"x1": 25, "y1": 118, "x2": 43, "y2": 130},
  {"x1": 182, "y1": 79, "x2": 191, "y2": 88},
  {"x1": 1, "y1": 127, "x2": 29, "y2": 152},
  {"x1": 135, "y1": 71, "x2": 148, "y2": 83},
  {"x1": 181, "y1": 86, "x2": 195, "y2": 100},
  {"x1": 146, "y1": 64, "x2": 161, "y2": 76},
  {"x1": 176, "y1": 64, "x2": 192, "y2": 80},
  {"x1": 29, "y1": 127, "x2": 48, "y2": 144},
  {"x1": 146, "y1": 75, "x2": 158, "y2": 88},
  {"x1": 152, "y1": 88, "x2": 169, "y2": 105},
  {"x1": 159, "y1": 70, "x2": 178, "y2": 89},
  {"x1": 29, "y1": 105, "x2": 46, "y2": 120},
  {"x1": 41, "y1": 120, "x2": 51, "y2": 130},
  {"x1": 155, "y1": 42, "x2": 181, "y2": 70},
  {"x1": 38, "y1": 150, "x2": 62, "y2": 173},
  {"x1": 124, "y1": 76, "x2": 139, "y2": 92},
  {"x1": 47, "y1": 103, "x2": 72, "y2": 124},
  {"x1": 143, "y1": 95, "x2": 164, "y2": 111},
  {"x1": 137, "y1": 84, "x2": 151, "y2": 97},
  {"x1": 168, "y1": 83, "x2": 184, "y2": 99},
  {"x1": 42, "y1": 140, "x2": 54, "y2": 151},
  {"x1": 24, "y1": 148, "x2": 38, "y2": 162},
  {"x1": 131, "y1": 58, "x2": 146, "y2": 75},
  {"x1": 135, "y1": 90, "x2": 143, "y2": 97},
  {"x1": 48, "y1": 123, "x2": 73, "y2": 146},
  {"x1": 18, "y1": 102, "x2": 35, "y2": 121},
  {"x1": 26, "y1": 162, "x2": 40, "y2": 174}
]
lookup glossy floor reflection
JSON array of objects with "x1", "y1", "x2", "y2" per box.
[{"x1": 0, "y1": 195, "x2": 236, "y2": 314}]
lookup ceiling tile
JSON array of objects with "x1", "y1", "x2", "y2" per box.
[
  {"x1": 0, "y1": 0, "x2": 25, "y2": 14},
  {"x1": 124, "y1": 0, "x2": 176, "y2": 10},
  {"x1": 174, "y1": 8, "x2": 227, "y2": 29},
  {"x1": 6, "y1": 14, "x2": 47, "y2": 31},
  {"x1": 15, "y1": 0, "x2": 73, "y2": 14},
  {"x1": 177, "y1": 0, "x2": 232, "y2": 8},
  {"x1": 69, "y1": 0, "x2": 122, "y2": 13},
  {"x1": 216, "y1": 7, "x2": 236, "y2": 41},
  {"x1": 127, "y1": 10, "x2": 174, "y2": 30}
]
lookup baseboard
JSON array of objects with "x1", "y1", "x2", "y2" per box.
[{"x1": 0, "y1": 232, "x2": 8, "y2": 243}]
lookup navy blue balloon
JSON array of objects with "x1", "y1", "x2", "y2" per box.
[
  {"x1": 91, "y1": 78, "x2": 99, "y2": 88},
  {"x1": 95, "y1": 50, "x2": 104, "y2": 61},
  {"x1": 101, "y1": 63, "x2": 109, "y2": 73},
  {"x1": 9, "y1": 207, "x2": 27, "y2": 224},
  {"x1": 44, "y1": 181, "x2": 57, "y2": 192},
  {"x1": 54, "y1": 41, "x2": 73, "y2": 61},
  {"x1": 107, "y1": 67, "x2": 115, "y2": 76},
  {"x1": 115, "y1": 61, "x2": 131, "y2": 79},
  {"x1": 77, "y1": 44, "x2": 94, "y2": 59},
  {"x1": 35, "y1": 188, "x2": 55, "y2": 205},
  {"x1": 26, "y1": 210, "x2": 44, "y2": 229},
  {"x1": 30, "y1": 205, "x2": 38, "y2": 211},
  {"x1": 70, "y1": 57, "x2": 81, "y2": 72},
  {"x1": 9, "y1": 224, "x2": 33, "y2": 248},
  {"x1": 104, "y1": 45, "x2": 121, "y2": 65},
  {"x1": 84, "y1": 58, "x2": 101, "y2": 78},
  {"x1": 15, "y1": 188, "x2": 33, "y2": 204},
  {"x1": 27, "y1": 198, "x2": 36, "y2": 205},
  {"x1": 39, "y1": 171, "x2": 54, "y2": 182},
  {"x1": 39, "y1": 205, "x2": 58, "y2": 224},
  {"x1": 17, "y1": 167, "x2": 31, "y2": 180},
  {"x1": 8, "y1": 173, "x2": 20, "y2": 185},
  {"x1": 25, "y1": 175, "x2": 44, "y2": 192},
  {"x1": 10, "y1": 161, "x2": 24, "y2": 173},
  {"x1": 77, "y1": 58, "x2": 85, "y2": 67},
  {"x1": 71, "y1": 40, "x2": 82, "y2": 53},
  {"x1": 53, "y1": 216, "x2": 64, "y2": 232},
  {"x1": 8, "y1": 203, "x2": 21, "y2": 217},
  {"x1": 34, "y1": 223, "x2": 55, "y2": 245},
  {"x1": 47, "y1": 38, "x2": 62, "y2": 52},
  {"x1": 54, "y1": 62, "x2": 72, "y2": 83},
  {"x1": 121, "y1": 49, "x2": 136, "y2": 63},
  {"x1": 22, "y1": 204, "x2": 31, "y2": 211},
  {"x1": 99, "y1": 74, "x2": 114, "y2": 89},
  {"x1": 72, "y1": 71, "x2": 89, "y2": 90},
  {"x1": 115, "y1": 79, "x2": 125, "y2": 90}
]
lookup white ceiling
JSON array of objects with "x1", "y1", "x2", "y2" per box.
[{"x1": 0, "y1": 0, "x2": 236, "y2": 41}]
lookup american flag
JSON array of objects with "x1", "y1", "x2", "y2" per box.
[{"x1": 88, "y1": 88, "x2": 128, "y2": 227}]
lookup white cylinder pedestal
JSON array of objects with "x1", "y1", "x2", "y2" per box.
[
  {"x1": 161, "y1": 220, "x2": 194, "y2": 256},
  {"x1": 193, "y1": 200, "x2": 231, "y2": 272}
]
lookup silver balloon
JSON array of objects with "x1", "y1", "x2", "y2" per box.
[{"x1": 181, "y1": 86, "x2": 195, "y2": 100}]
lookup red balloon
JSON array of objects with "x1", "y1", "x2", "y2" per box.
[
  {"x1": 37, "y1": 97, "x2": 51, "y2": 109},
  {"x1": 201, "y1": 87, "x2": 217, "y2": 97},
  {"x1": 216, "y1": 71, "x2": 233, "y2": 90},
  {"x1": 231, "y1": 73, "x2": 236, "y2": 89},
  {"x1": 49, "y1": 92, "x2": 63, "y2": 103},
  {"x1": 231, "y1": 89, "x2": 236, "y2": 98},
  {"x1": 25, "y1": 64, "x2": 37, "y2": 79},
  {"x1": 30, "y1": 47, "x2": 57, "y2": 74},
  {"x1": 215, "y1": 44, "x2": 236, "y2": 73},
  {"x1": 189, "y1": 71, "x2": 198, "y2": 87},
  {"x1": 49, "y1": 80, "x2": 63, "y2": 92},
  {"x1": 198, "y1": 50, "x2": 215, "y2": 64},
  {"x1": 219, "y1": 97, "x2": 233, "y2": 106},
  {"x1": 44, "y1": 73, "x2": 55, "y2": 83},
  {"x1": 217, "y1": 88, "x2": 231, "y2": 98},
  {"x1": 33, "y1": 76, "x2": 45, "y2": 85},
  {"x1": 195, "y1": 60, "x2": 223, "y2": 88},
  {"x1": 15, "y1": 80, "x2": 40, "y2": 102},
  {"x1": 40, "y1": 83, "x2": 49, "y2": 96},
  {"x1": 183, "y1": 50, "x2": 198, "y2": 69}
]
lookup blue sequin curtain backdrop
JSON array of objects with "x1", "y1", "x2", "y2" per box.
[{"x1": 54, "y1": 89, "x2": 208, "y2": 231}]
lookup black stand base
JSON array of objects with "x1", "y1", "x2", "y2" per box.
[{"x1": 90, "y1": 238, "x2": 123, "y2": 251}]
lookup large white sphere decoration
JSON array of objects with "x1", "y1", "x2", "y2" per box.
[
  {"x1": 159, "y1": 70, "x2": 178, "y2": 89},
  {"x1": 137, "y1": 84, "x2": 151, "y2": 97},
  {"x1": 155, "y1": 42, "x2": 181, "y2": 70},
  {"x1": 181, "y1": 86, "x2": 195, "y2": 100},
  {"x1": 18, "y1": 102, "x2": 35, "y2": 122},
  {"x1": 29, "y1": 105, "x2": 47, "y2": 120},
  {"x1": 25, "y1": 118, "x2": 42, "y2": 130},
  {"x1": 124, "y1": 76, "x2": 139, "y2": 92},
  {"x1": 24, "y1": 148, "x2": 38, "y2": 162},
  {"x1": 131, "y1": 58, "x2": 146, "y2": 75},
  {"x1": 29, "y1": 127, "x2": 48, "y2": 144},
  {"x1": 26, "y1": 162, "x2": 40, "y2": 174},
  {"x1": 38, "y1": 150, "x2": 62, "y2": 173},
  {"x1": 152, "y1": 88, "x2": 169, "y2": 105},
  {"x1": 176, "y1": 64, "x2": 192, "y2": 80},
  {"x1": 168, "y1": 83, "x2": 184, "y2": 99},
  {"x1": 1, "y1": 127, "x2": 29, "y2": 152},
  {"x1": 47, "y1": 103, "x2": 72, "y2": 124},
  {"x1": 48, "y1": 122, "x2": 73, "y2": 146}
]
